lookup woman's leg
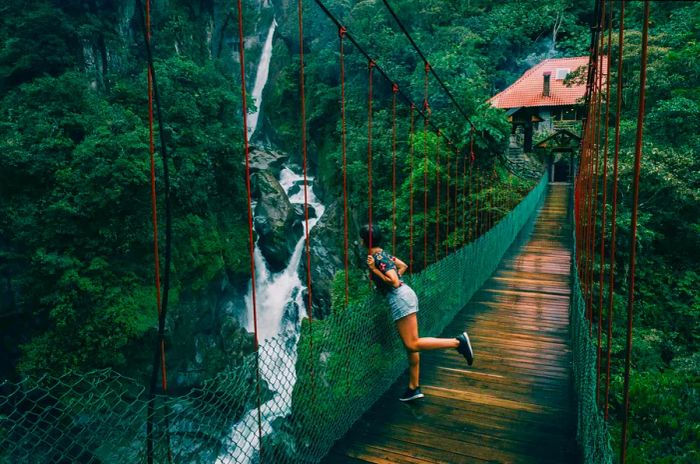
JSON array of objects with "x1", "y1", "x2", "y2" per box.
[
  {"x1": 396, "y1": 314, "x2": 459, "y2": 389},
  {"x1": 395, "y1": 314, "x2": 460, "y2": 352},
  {"x1": 407, "y1": 352, "x2": 420, "y2": 389}
]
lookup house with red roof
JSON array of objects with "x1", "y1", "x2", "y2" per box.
[{"x1": 490, "y1": 56, "x2": 606, "y2": 182}]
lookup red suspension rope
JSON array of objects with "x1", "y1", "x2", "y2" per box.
[
  {"x1": 435, "y1": 130, "x2": 441, "y2": 262},
  {"x1": 460, "y1": 149, "x2": 466, "y2": 247},
  {"x1": 445, "y1": 141, "x2": 451, "y2": 256},
  {"x1": 139, "y1": 1, "x2": 174, "y2": 460},
  {"x1": 621, "y1": 3, "x2": 650, "y2": 462},
  {"x1": 587, "y1": 4, "x2": 606, "y2": 334},
  {"x1": 587, "y1": 80, "x2": 603, "y2": 333},
  {"x1": 597, "y1": 0, "x2": 613, "y2": 404},
  {"x1": 409, "y1": 103, "x2": 416, "y2": 274},
  {"x1": 605, "y1": 0, "x2": 625, "y2": 421},
  {"x1": 367, "y1": 59, "x2": 375, "y2": 251},
  {"x1": 297, "y1": 0, "x2": 316, "y2": 408},
  {"x1": 144, "y1": 0, "x2": 167, "y2": 395},
  {"x1": 580, "y1": 0, "x2": 603, "y2": 291},
  {"x1": 468, "y1": 130, "x2": 475, "y2": 242},
  {"x1": 454, "y1": 148, "x2": 460, "y2": 251},
  {"x1": 423, "y1": 63, "x2": 430, "y2": 269},
  {"x1": 490, "y1": 170, "x2": 496, "y2": 230},
  {"x1": 235, "y1": 0, "x2": 264, "y2": 455},
  {"x1": 339, "y1": 26, "x2": 349, "y2": 307},
  {"x1": 467, "y1": 160, "x2": 473, "y2": 242},
  {"x1": 474, "y1": 167, "x2": 481, "y2": 238},
  {"x1": 588, "y1": 0, "x2": 606, "y2": 326},
  {"x1": 391, "y1": 83, "x2": 398, "y2": 256}
]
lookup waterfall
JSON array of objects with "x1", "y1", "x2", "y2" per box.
[
  {"x1": 247, "y1": 19, "x2": 277, "y2": 139},
  {"x1": 216, "y1": 167, "x2": 325, "y2": 464}
]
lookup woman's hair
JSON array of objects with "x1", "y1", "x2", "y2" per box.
[{"x1": 360, "y1": 224, "x2": 382, "y2": 247}]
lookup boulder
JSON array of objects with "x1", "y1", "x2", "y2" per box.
[
  {"x1": 299, "y1": 201, "x2": 364, "y2": 319},
  {"x1": 252, "y1": 171, "x2": 298, "y2": 272},
  {"x1": 292, "y1": 203, "x2": 316, "y2": 220},
  {"x1": 247, "y1": 148, "x2": 288, "y2": 177}
]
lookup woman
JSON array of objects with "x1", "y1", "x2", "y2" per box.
[{"x1": 361, "y1": 224, "x2": 474, "y2": 402}]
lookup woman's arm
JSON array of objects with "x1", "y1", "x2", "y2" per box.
[
  {"x1": 367, "y1": 255, "x2": 401, "y2": 287},
  {"x1": 392, "y1": 256, "x2": 408, "y2": 276}
]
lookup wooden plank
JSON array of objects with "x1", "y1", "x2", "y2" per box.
[{"x1": 358, "y1": 400, "x2": 575, "y2": 448}]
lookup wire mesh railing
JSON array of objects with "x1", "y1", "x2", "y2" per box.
[{"x1": 570, "y1": 194, "x2": 614, "y2": 464}]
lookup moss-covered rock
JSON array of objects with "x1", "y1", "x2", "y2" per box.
[{"x1": 252, "y1": 171, "x2": 299, "y2": 272}]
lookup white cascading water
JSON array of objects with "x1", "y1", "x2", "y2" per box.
[
  {"x1": 216, "y1": 168, "x2": 325, "y2": 463},
  {"x1": 247, "y1": 19, "x2": 277, "y2": 139}
]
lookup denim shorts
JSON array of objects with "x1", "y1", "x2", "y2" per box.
[{"x1": 386, "y1": 284, "x2": 419, "y2": 321}]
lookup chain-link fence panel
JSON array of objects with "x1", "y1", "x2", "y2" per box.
[{"x1": 570, "y1": 200, "x2": 614, "y2": 464}]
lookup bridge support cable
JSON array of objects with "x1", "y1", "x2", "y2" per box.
[
  {"x1": 392, "y1": 84, "x2": 399, "y2": 256},
  {"x1": 578, "y1": 0, "x2": 601, "y2": 287},
  {"x1": 367, "y1": 59, "x2": 375, "y2": 256},
  {"x1": 445, "y1": 141, "x2": 450, "y2": 257},
  {"x1": 460, "y1": 150, "x2": 467, "y2": 247},
  {"x1": 605, "y1": 0, "x2": 625, "y2": 422},
  {"x1": 468, "y1": 130, "x2": 475, "y2": 243},
  {"x1": 475, "y1": 167, "x2": 481, "y2": 238},
  {"x1": 409, "y1": 104, "x2": 416, "y2": 273},
  {"x1": 491, "y1": 170, "x2": 497, "y2": 231},
  {"x1": 467, "y1": 155, "x2": 473, "y2": 243},
  {"x1": 493, "y1": 170, "x2": 498, "y2": 228},
  {"x1": 488, "y1": 170, "x2": 493, "y2": 232},
  {"x1": 232, "y1": 0, "x2": 266, "y2": 459},
  {"x1": 297, "y1": 0, "x2": 317, "y2": 407},
  {"x1": 482, "y1": 171, "x2": 488, "y2": 234},
  {"x1": 486, "y1": 171, "x2": 492, "y2": 232},
  {"x1": 423, "y1": 64, "x2": 430, "y2": 268},
  {"x1": 339, "y1": 26, "x2": 349, "y2": 307},
  {"x1": 491, "y1": 172, "x2": 495, "y2": 229},
  {"x1": 435, "y1": 131, "x2": 441, "y2": 262},
  {"x1": 451, "y1": 147, "x2": 457, "y2": 250},
  {"x1": 596, "y1": 0, "x2": 614, "y2": 405},
  {"x1": 589, "y1": 0, "x2": 609, "y2": 338},
  {"x1": 136, "y1": 0, "x2": 174, "y2": 460},
  {"x1": 620, "y1": 2, "x2": 650, "y2": 462},
  {"x1": 453, "y1": 147, "x2": 460, "y2": 252},
  {"x1": 488, "y1": 171, "x2": 493, "y2": 231},
  {"x1": 586, "y1": 0, "x2": 607, "y2": 337}
]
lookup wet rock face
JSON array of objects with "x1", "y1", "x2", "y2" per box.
[
  {"x1": 299, "y1": 201, "x2": 364, "y2": 319},
  {"x1": 164, "y1": 272, "x2": 256, "y2": 395},
  {"x1": 252, "y1": 171, "x2": 299, "y2": 272}
]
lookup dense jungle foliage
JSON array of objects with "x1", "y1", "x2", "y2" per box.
[{"x1": 0, "y1": 0, "x2": 698, "y2": 462}]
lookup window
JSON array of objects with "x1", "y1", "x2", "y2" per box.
[{"x1": 555, "y1": 68, "x2": 570, "y2": 80}]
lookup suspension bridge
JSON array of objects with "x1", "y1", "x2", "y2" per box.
[
  {"x1": 0, "y1": 0, "x2": 652, "y2": 463},
  {"x1": 325, "y1": 184, "x2": 577, "y2": 464}
]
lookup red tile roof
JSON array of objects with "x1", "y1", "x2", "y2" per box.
[{"x1": 489, "y1": 56, "x2": 607, "y2": 109}]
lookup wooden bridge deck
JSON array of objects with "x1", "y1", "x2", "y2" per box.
[{"x1": 324, "y1": 184, "x2": 577, "y2": 464}]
